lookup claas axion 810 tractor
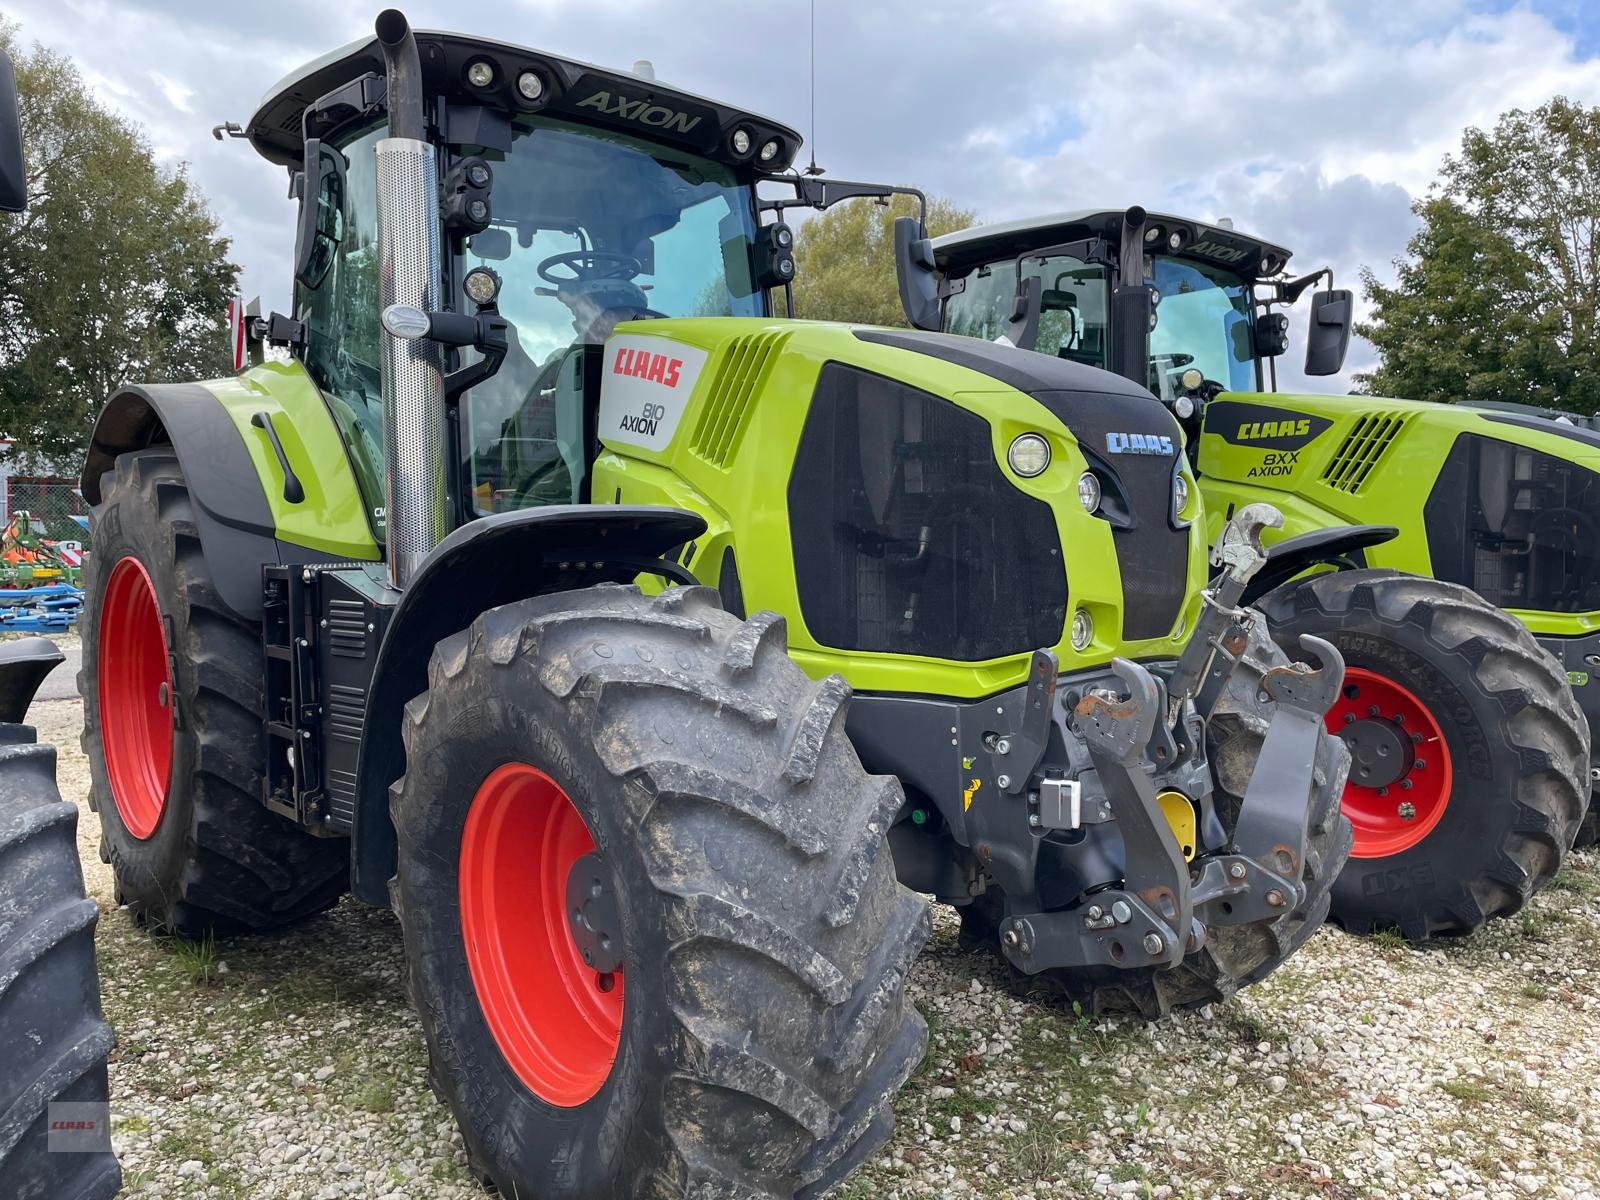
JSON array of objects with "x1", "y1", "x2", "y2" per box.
[
  {"x1": 78, "y1": 13, "x2": 1351, "y2": 1198},
  {"x1": 908, "y1": 206, "x2": 1591, "y2": 945}
]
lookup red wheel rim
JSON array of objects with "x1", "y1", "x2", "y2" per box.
[
  {"x1": 459, "y1": 762, "x2": 623, "y2": 1106},
  {"x1": 98, "y1": 556, "x2": 173, "y2": 840},
  {"x1": 1327, "y1": 667, "x2": 1453, "y2": 858}
]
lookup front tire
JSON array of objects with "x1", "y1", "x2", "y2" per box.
[
  {"x1": 392, "y1": 585, "x2": 929, "y2": 1199},
  {"x1": 1255, "y1": 569, "x2": 1590, "y2": 942},
  {"x1": 82, "y1": 449, "x2": 348, "y2": 935}
]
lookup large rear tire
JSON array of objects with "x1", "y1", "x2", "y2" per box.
[
  {"x1": 0, "y1": 725, "x2": 121, "y2": 1200},
  {"x1": 82, "y1": 449, "x2": 348, "y2": 935},
  {"x1": 392, "y1": 584, "x2": 930, "y2": 1199},
  {"x1": 1255, "y1": 569, "x2": 1589, "y2": 942}
]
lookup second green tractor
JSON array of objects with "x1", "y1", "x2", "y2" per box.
[{"x1": 908, "y1": 205, "x2": 1593, "y2": 944}]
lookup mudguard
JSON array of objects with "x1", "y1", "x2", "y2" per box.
[
  {"x1": 350, "y1": 504, "x2": 706, "y2": 905},
  {"x1": 1239, "y1": 524, "x2": 1398, "y2": 608},
  {"x1": 81, "y1": 383, "x2": 290, "y2": 621},
  {"x1": 0, "y1": 637, "x2": 62, "y2": 722}
]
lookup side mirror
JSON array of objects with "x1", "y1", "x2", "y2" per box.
[
  {"x1": 1304, "y1": 288, "x2": 1353, "y2": 376},
  {"x1": 894, "y1": 216, "x2": 941, "y2": 331},
  {"x1": 0, "y1": 49, "x2": 26, "y2": 213},
  {"x1": 293, "y1": 139, "x2": 348, "y2": 289},
  {"x1": 1001, "y1": 276, "x2": 1041, "y2": 350}
]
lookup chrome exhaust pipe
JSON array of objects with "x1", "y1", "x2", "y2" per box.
[{"x1": 373, "y1": 10, "x2": 447, "y2": 588}]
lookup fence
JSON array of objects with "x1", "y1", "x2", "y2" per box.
[{"x1": 4, "y1": 477, "x2": 88, "y2": 538}]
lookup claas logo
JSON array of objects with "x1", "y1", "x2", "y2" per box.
[
  {"x1": 1235, "y1": 418, "x2": 1312, "y2": 441},
  {"x1": 612, "y1": 347, "x2": 684, "y2": 388}
]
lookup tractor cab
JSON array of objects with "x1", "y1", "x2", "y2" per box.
[
  {"x1": 917, "y1": 208, "x2": 1353, "y2": 413},
  {"x1": 243, "y1": 23, "x2": 804, "y2": 536}
]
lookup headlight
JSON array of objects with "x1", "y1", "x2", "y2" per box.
[
  {"x1": 1174, "y1": 472, "x2": 1190, "y2": 515},
  {"x1": 1070, "y1": 608, "x2": 1094, "y2": 651},
  {"x1": 1008, "y1": 433, "x2": 1051, "y2": 477},
  {"x1": 463, "y1": 266, "x2": 501, "y2": 306},
  {"x1": 1077, "y1": 470, "x2": 1101, "y2": 513},
  {"x1": 731, "y1": 128, "x2": 752, "y2": 155}
]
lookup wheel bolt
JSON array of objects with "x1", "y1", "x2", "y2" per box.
[
  {"x1": 1368, "y1": 705, "x2": 1380, "y2": 717},
  {"x1": 1393, "y1": 712, "x2": 1405, "y2": 724},
  {"x1": 1400, "y1": 778, "x2": 1414, "y2": 791},
  {"x1": 1343, "y1": 713, "x2": 1355, "y2": 725},
  {"x1": 1142, "y1": 932, "x2": 1164, "y2": 954},
  {"x1": 1398, "y1": 801, "x2": 1416, "y2": 820},
  {"x1": 1415, "y1": 758, "x2": 1426, "y2": 770},
  {"x1": 1377, "y1": 786, "x2": 1388, "y2": 797}
]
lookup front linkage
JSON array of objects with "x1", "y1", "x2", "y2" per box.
[{"x1": 964, "y1": 504, "x2": 1347, "y2": 983}]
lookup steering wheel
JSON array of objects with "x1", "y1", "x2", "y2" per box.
[{"x1": 537, "y1": 250, "x2": 643, "y2": 286}]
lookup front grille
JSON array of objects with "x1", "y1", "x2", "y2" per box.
[
  {"x1": 788, "y1": 364, "x2": 1067, "y2": 661},
  {"x1": 690, "y1": 332, "x2": 787, "y2": 467},
  {"x1": 1425, "y1": 433, "x2": 1600, "y2": 613},
  {"x1": 1322, "y1": 413, "x2": 1407, "y2": 493}
]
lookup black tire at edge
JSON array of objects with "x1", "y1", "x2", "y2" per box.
[{"x1": 0, "y1": 724, "x2": 121, "y2": 1199}]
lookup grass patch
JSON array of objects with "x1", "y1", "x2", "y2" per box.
[
  {"x1": 1008, "y1": 1127, "x2": 1075, "y2": 1180},
  {"x1": 1520, "y1": 910, "x2": 1553, "y2": 942},
  {"x1": 1436, "y1": 1078, "x2": 1492, "y2": 1103},
  {"x1": 115, "y1": 1115, "x2": 149, "y2": 1135},
  {"x1": 1549, "y1": 869, "x2": 1600, "y2": 897},
  {"x1": 357, "y1": 1079, "x2": 396, "y2": 1114},
  {"x1": 1369, "y1": 927, "x2": 1408, "y2": 951},
  {"x1": 166, "y1": 933, "x2": 221, "y2": 987},
  {"x1": 1522, "y1": 982, "x2": 1549, "y2": 1001}
]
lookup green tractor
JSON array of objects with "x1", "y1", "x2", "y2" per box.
[
  {"x1": 907, "y1": 206, "x2": 1592, "y2": 943},
  {"x1": 78, "y1": 15, "x2": 1353, "y2": 1198}
]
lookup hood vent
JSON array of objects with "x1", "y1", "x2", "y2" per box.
[
  {"x1": 1322, "y1": 413, "x2": 1408, "y2": 494},
  {"x1": 688, "y1": 331, "x2": 788, "y2": 467}
]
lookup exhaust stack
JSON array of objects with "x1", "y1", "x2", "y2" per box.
[{"x1": 373, "y1": 9, "x2": 447, "y2": 588}]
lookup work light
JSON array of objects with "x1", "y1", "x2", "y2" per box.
[
  {"x1": 731, "y1": 128, "x2": 752, "y2": 155},
  {"x1": 467, "y1": 60, "x2": 495, "y2": 87}
]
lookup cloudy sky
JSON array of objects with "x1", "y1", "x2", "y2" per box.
[{"x1": 6, "y1": 0, "x2": 1600, "y2": 389}]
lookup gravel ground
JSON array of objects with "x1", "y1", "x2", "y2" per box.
[{"x1": 28, "y1": 634, "x2": 1600, "y2": 1200}]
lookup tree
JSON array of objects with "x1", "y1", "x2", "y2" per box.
[
  {"x1": 787, "y1": 193, "x2": 976, "y2": 327},
  {"x1": 0, "y1": 22, "x2": 240, "y2": 468},
  {"x1": 1358, "y1": 98, "x2": 1600, "y2": 413}
]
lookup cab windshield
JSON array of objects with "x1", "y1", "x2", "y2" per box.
[
  {"x1": 944, "y1": 251, "x2": 1110, "y2": 369},
  {"x1": 457, "y1": 116, "x2": 763, "y2": 514},
  {"x1": 1148, "y1": 256, "x2": 1256, "y2": 400}
]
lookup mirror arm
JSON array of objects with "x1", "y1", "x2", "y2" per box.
[{"x1": 1279, "y1": 266, "x2": 1332, "y2": 306}]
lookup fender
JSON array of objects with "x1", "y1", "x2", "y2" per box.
[
  {"x1": 1239, "y1": 524, "x2": 1399, "y2": 608},
  {"x1": 81, "y1": 383, "x2": 287, "y2": 621},
  {"x1": 349, "y1": 504, "x2": 706, "y2": 905}
]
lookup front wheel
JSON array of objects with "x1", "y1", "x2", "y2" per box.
[
  {"x1": 1255, "y1": 569, "x2": 1590, "y2": 942},
  {"x1": 392, "y1": 585, "x2": 929, "y2": 1199}
]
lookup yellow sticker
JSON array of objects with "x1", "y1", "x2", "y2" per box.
[{"x1": 963, "y1": 778, "x2": 982, "y2": 811}]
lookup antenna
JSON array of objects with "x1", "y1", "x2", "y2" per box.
[{"x1": 804, "y1": 0, "x2": 824, "y2": 175}]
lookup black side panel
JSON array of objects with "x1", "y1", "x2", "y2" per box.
[
  {"x1": 350, "y1": 504, "x2": 707, "y2": 905},
  {"x1": 854, "y1": 327, "x2": 1156, "y2": 400},
  {"x1": 1425, "y1": 433, "x2": 1600, "y2": 613},
  {"x1": 1239, "y1": 525, "x2": 1399, "y2": 608},
  {"x1": 81, "y1": 384, "x2": 284, "y2": 620},
  {"x1": 788, "y1": 363, "x2": 1067, "y2": 661}
]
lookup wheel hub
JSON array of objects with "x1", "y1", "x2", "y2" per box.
[
  {"x1": 566, "y1": 852, "x2": 624, "y2": 975},
  {"x1": 1325, "y1": 667, "x2": 1453, "y2": 859},
  {"x1": 1341, "y1": 717, "x2": 1414, "y2": 790}
]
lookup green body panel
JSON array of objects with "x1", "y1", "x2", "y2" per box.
[
  {"x1": 591, "y1": 317, "x2": 1206, "y2": 698},
  {"x1": 199, "y1": 360, "x2": 381, "y2": 561},
  {"x1": 1197, "y1": 391, "x2": 1600, "y2": 636}
]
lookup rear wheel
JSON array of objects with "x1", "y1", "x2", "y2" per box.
[
  {"x1": 393, "y1": 584, "x2": 929, "y2": 1199},
  {"x1": 1255, "y1": 569, "x2": 1589, "y2": 942},
  {"x1": 82, "y1": 449, "x2": 348, "y2": 935},
  {"x1": 0, "y1": 725, "x2": 121, "y2": 1200}
]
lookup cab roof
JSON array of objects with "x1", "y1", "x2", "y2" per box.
[
  {"x1": 244, "y1": 28, "x2": 801, "y2": 174},
  {"x1": 932, "y1": 209, "x2": 1295, "y2": 281}
]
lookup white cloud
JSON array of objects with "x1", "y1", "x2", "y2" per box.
[{"x1": 5, "y1": 0, "x2": 1599, "y2": 395}]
